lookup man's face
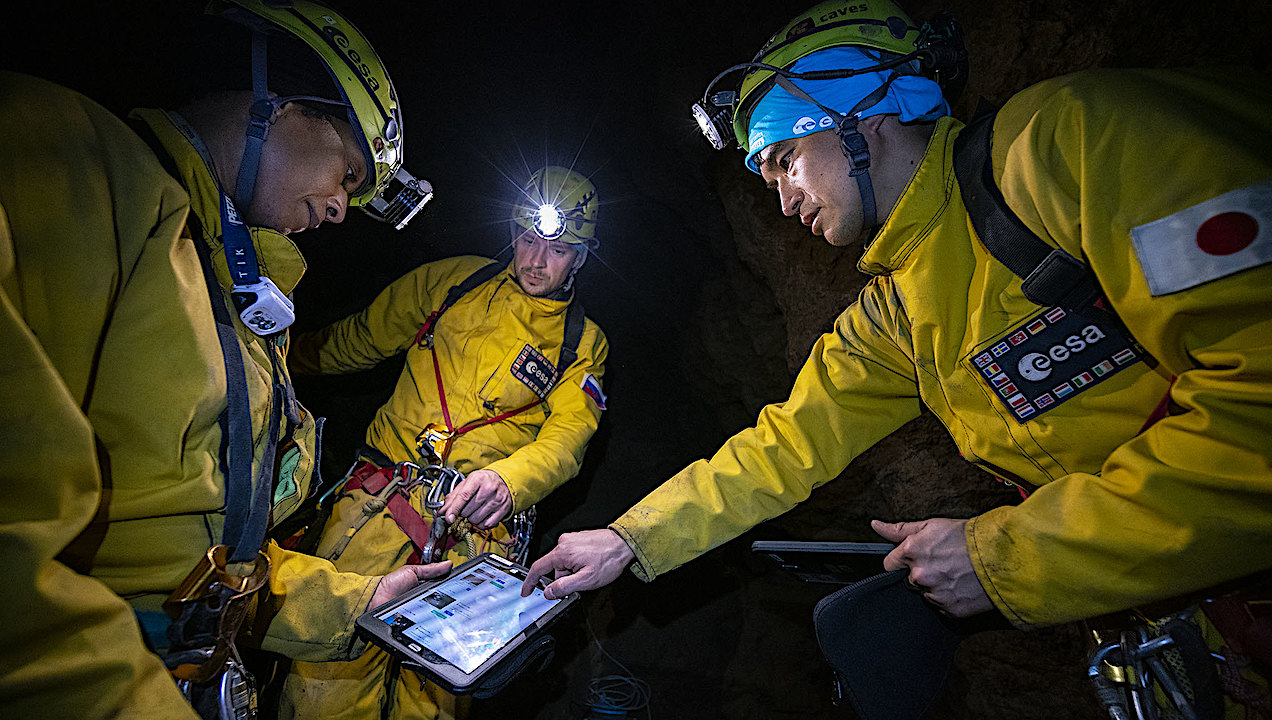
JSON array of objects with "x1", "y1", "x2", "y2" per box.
[
  {"x1": 512, "y1": 229, "x2": 582, "y2": 296},
  {"x1": 755, "y1": 129, "x2": 864, "y2": 247},
  {"x1": 245, "y1": 103, "x2": 368, "y2": 235}
]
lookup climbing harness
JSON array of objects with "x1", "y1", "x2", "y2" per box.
[
  {"x1": 411, "y1": 262, "x2": 584, "y2": 465},
  {"x1": 328, "y1": 457, "x2": 538, "y2": 568},
  {"x1": 1088, "y1": 610, "x2": 1225, "y2": 720}
]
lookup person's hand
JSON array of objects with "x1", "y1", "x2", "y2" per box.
[
  {"x1": 440, "y1": 469, "x2": 512, "y2": 530},
  {"x1": 871, "y1": 517, "x2": 994, "y2": 617},
  {"x1": 521, "y1": 529, "x2": 634, "y2": 600},
  {"x1": 368, "y1": 561, "x2": 452, "y2": 610}
]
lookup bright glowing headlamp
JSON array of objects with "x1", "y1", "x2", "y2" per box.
[{"x1": 533, "y1": 203, "x2": 567, "y2": 239}]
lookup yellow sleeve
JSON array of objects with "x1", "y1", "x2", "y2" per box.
[
  {"x1": 967, "y1": 68, "x2": 1272, "y2": 626},
  {"x1": 612, "y1": 281, "x2": 922, "y2": 580},
  {"x1": 289, "y1": 256, "x2": 494, "y2": 375},
  {"x1": 0, "y1": 87, "x2": 198, "y2": 717},
  {"x1": 484, "y1": 320, "x2": 608, "y2": 511},
  {"x1": 253, "y1": 541, "x2": 379, "y2": 661}
]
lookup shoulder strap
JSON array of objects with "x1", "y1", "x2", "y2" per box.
[
  {"x1": 415, "y1": 261, "x2": 507, "y2": 346},
  {"x1": 556, "y1": 298, "x2": 585, "y2": 382},
  {"x1": 952, "y1": 111, "x2": 1103, "y2": 313},
  {"x1": 442, "y1": 261, "x2": 507, "y2": 310},
  {"x1": 129, "y1": 118, "x2": 282, "y2": 562}
]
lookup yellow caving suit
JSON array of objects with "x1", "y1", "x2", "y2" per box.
[
  {"x1": 0, "y1": 73, "x2": 382, "y2": 719},
  {"x1": 282, "y1": 255, "x2": 608, "y2": 719},
  {"x1": 611, "y1": 67, "x2": 1272, "y2": 629}
]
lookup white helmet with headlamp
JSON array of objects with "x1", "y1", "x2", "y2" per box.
[{"x1": 691, "y1": 0, "x2": 967, "y2": 230}]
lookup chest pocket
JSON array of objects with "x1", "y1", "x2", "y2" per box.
[
  {"x1": 965, "y1": 306, "x2": 1145, "y2": 424},
  {"x1": 477, "y1": 341, "x2": 555, "y2": 415}
]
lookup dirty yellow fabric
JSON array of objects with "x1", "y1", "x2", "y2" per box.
[
  {"x1": 279, "y1": 485, "x2": 483, "y2": 720},
  {"x1": 283, "y1": 256, "x2": 607, "y2": 719},
  {"x1": 0, "y1": 72, "x2": 376, "y2": 719},
  {"x1": 613, "y1": 68, "x2": 1272, "y2": 629}
]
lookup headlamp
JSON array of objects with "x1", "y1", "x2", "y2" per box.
[
  {"x1": 692, "y1": 94, "x2": 734, "y2": 151},
  {"x1": 534, "y1": 203, "x2": 567, "y2": 239},
  {"x1": 364, "y1": 167, "x2": 434, "y2": 230}
]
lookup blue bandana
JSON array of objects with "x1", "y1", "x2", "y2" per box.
[{"x1": 743, "y1": 47, "x2": 949, "y2": 174}]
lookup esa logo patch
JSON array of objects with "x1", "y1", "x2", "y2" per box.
[
  {"x1": 969, "y1": 306, "x2": 1143, "y2": 423},
  {"x1": 511, "y1": 344, "x2": 557, "y2": 398}
]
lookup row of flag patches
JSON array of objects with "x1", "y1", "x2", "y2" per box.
[{"x1": 973, "y1": 307, "x2": 1140, "y2": 422}]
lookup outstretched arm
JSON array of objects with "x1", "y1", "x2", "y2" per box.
[{"x1": 520, "y1": 528, "x2": 634, "y2": 600}]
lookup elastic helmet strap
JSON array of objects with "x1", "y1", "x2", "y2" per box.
[
  {"x1": 233, "y1": 29, "x2": 275, "y2": 215},
  {"x1": 773, "y1": 70, "x2": 900, "y2": 230}
]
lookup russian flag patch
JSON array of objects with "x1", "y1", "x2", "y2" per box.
[
  {"x1": 581, "y1": 373, "x2": 607, "y2": 410},
  {"x1": 1131, "y1": 180, "x2": 1272, "y2": 295}
]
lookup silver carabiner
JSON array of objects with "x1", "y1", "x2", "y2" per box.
[{"x1": 420, "y1": 465, "x2": 463, "y2": 563}]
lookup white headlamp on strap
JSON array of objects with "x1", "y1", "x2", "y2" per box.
[{"x1": 232, "y1": 278, "x2": 296, "y2": 335}]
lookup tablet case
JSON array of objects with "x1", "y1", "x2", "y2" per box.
[
  {"x1": 356, "y1": 554, "x2": 575, "y2": 696},
  {"x1": 813, "y1": 569, "x2": 1005, "y2": 720},
  {"x1": 751, "y1": 540, "x2": 893, "y2": 584}
]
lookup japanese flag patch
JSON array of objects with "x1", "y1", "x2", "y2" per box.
[
  {"x1": 1131, "y1": 180, "x2": 1272, "y2": 295},
  {"x1": 581, "y1": 373, "x2": 607, "y2": 410}
]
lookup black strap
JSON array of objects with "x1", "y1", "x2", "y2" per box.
[
  {"x1": 131, "y1": 117, "x2": 285, "y2": 562},
  {"x1": 193, "y1": 225, "x2": 284, "y2": 562},
  {"x1": 440, "y1": 261, "x2": 507, "y2": 311},
  {"x1": 557, "y1": 297, "x2": 585, "y2": 385},
  {"x1": 431, "y1": 261, "x2": 587, "y2": 388},
  {"x1": 953, "y1": 111, "x2": 1103, "y2": 313}
]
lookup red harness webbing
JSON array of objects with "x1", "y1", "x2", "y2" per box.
[
  {"x1": 415, "y1": 310, "x2": 548, "y2": 464},
  {"x1": 343, "y1": 460, "x2": 454, "y2": 564}
]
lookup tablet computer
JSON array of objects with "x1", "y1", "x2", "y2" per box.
[
  {"x1": 751, "y1": 540, "x2": 894, "y2": 584},
  {"x1": 355, "y1": 553, "x2": 578, "y2": 695}
]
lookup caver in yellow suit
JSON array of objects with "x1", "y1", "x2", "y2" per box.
[
  {"x1": 281, "y1": 251, "x2": 608, "y2": 718},
  {"x1": 0, "y1": 75, "x2": 372, "y2": 718},
  {"x1": 614, "y1": 64, "x2": 1272, "y2": 631},
  {"x1": 0, "y1": 2, "x2": 433, "y2": 717}
]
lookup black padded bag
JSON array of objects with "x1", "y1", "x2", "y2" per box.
[{"x1": 814, "y1": 570, "x2": 964, "y2": 720}]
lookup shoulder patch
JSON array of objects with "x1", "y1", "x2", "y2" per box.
[
  {"x1": 1131, "y1": 180, "x2": 1272, "y2": 295},
  {"x1": 581, "y1": 373, "x2": 607, "y2": 410}
]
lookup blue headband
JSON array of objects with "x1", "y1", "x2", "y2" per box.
[{"x1": 743, "y1": 47, "x2": 950, "y2": 174}]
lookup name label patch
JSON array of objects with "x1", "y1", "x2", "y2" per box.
[
  {"x1": 970, "y1": 307, "x2": 1143, "y2": 423},
  {"x1": 511, "y1": 344, "x2": 557, "y2": 398}
]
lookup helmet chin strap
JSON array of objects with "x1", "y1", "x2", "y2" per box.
[
  {"x1": 773, "y1": 72, "x2": 899, "y2": 231},
  {"x1": 234, "y1": 29, "x2": 276, "y2": 216}
]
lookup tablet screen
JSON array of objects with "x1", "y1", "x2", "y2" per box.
[{"x1": 374, "y1": 560, "x2": 559, "y2": 673}]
